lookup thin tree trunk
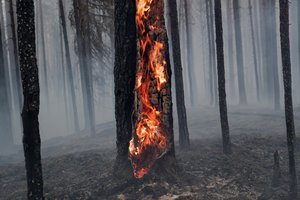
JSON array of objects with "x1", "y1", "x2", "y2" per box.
[
  {"x1": 0, "y1": 16, "x2": 14, "y2": 154},
  {"x1": 233, "y1": 0, "x2": 247, "y2": 105},
  {"x1": 9, "y1": 0, "x2": 22, "y2": 109},
  {"x1": 113, "y1": 0, "x2": 137, "y2": 176},
  {"x1": 214, "y1": 0, "x2": 232, "y2": 154},
  {"x1": 17, "y1": 0, "x2": 44, "y2": 198},
  {"x1": 168, "y1": 0, "x2": 190, "y2": 149},
  {"x1": 279, "y1": 0, "x2": 297, "y2": 198},
  {"x1": 184, "y1": 0, "x2": 196, "y2": 107},
  {"x1": 39, "y1": 0, "x2": 49, "y2": 106},
  {"x1": 58, "y1": 0, "x2": 80, "y2": 133},
  {"x1": 248, "y1": 0, "x2": 260, "y2": 102}
]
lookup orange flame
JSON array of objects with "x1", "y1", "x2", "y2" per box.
[{"x1": 129, "y1": 0, "x2": 169, "y2": 179}]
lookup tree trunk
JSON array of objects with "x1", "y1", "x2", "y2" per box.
[
  {"x1": 113, "y1": 0, "x2": 137, "y2": 177},
  {"x1": 248, "y1": 0, "x2": 260, "y2": 102},
  {"x1": 129, "y1": 0, "x2": 176, "y2": 179},
  {"x1": 233, "y1": 0, "x2": 247, "y2": 105},
  {"x1": 279, "y1": 0, "x2": 298, "y2": 198},
  {"x1": 58, "y1": 0, "x2": 80, "y2": 133},
  {"x1": 73, "y1": 0, "x2": 95, "y2": 135},
  {"x1": 9, "y1": 0, "x2": 22, "y2": 110},
  {"x1": 39, "y1": 0, "x2": 49, "y2": 106},
  {"x1": 17, "y1": 0, "x2": 44, "y2": 198},
  {"x1": 0, "y1": 16, "x2": 14, "y2": 154},
  {"x1": 183, "y1": 0, "x2": 196, "y2": 107},
  {"x1": 168, "y1": 0, "x2": 190, "y2": 149},
  {"x1": 214, "y1": 0, "x2": 232, "y2": 154}
]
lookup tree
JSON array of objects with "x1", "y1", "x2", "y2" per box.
[
  {"x1": 16, "y1": 0, "x2": 44, "y2": 198},
  {"x1": 0, "y1": 14, "x2": 14, "y2": 154},
  {"x1": 58, "y1": 0, "x2": 80, "y2": 133},
  {"x1": 232, "y1": 0, "x2": 247, "y2": 105},
  {"x1": 113, "y1": 0, "x2": 137, "y2": 176},
  {"x1": 214, "y1": 0, "x2": 232, "y2": 154},
  {"x1": 279, "y1": 0, "x2": 297, "y2": 198},
  {"x1": 168, "y1": 0, "x2": 190, "y2": 148},
  {"x1": 72, "y1": 0, "x2": 96, "y2": 135}
]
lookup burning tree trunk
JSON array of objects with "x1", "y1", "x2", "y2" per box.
[
  {"x1": 279, "y1": 0, "x2": 298, "y2": 198},
  {"x1": 168, "y1": 0, "x2": 190, "y2": 149},
  {"x1": 129, "y1": 0, "x2": 175, "y2": 179},
  {"x1": 113, "y1": 0, "x2": 137, "y2": 176},
  {"x1": 16, "y1": 0, "x2": 44, "y2": 198},
  {"x1": 214, "y1": 0, "x2": 232, "y2": 154}
]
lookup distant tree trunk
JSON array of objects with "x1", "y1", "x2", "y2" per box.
[
  {"x1": 9, "y1": 0, "x2": 22, "y2": 109},
  {"x1": 233, "y1": 0, "x2": 247, "y2": 105},
  {"x1": 214, "y1": 0, "x2": 232, "y2": 154},
  {"x1": 279, "y1": 0, "x2": 298, "y2": 198},
  {"x1": 17, "y1": 0, "x2": 44, "y2": 198},
  {"x1": 298, "y1": 0, "x2": 300, "y2": 89},
  {"x1": 0, "y1": 17, "x2": 14, "y2": 154},
  {"x1": 58, "y1": 0, "x2": 80, "y2": 133},
  {"x1": 248, "y1": 0, "x2": 260, "y2": 102},
  {"x1": 225, "y1": 0, "x2": 235, "y2": 99},
  {"x1": 39, "y1": 0, "x2": 49, "y2": 106},
  {"x1": 183, "y1": 0, "x2": 196, "y2": 107},
  {"x1": 269, "y1": 0, "x2": 280, "y2": 110},
  {"x1": 168, "y1": 0, "x2": 190, "y2": 149},
  {"x1": 113, "y1": 0, "x2": 137, "y2": 176},
  {"x1": 73, "y1": 0, "x2": 95, "y2": 135}
]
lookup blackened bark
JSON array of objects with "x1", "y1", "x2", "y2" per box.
[
  {"x1": 0, "y1": 18, "x2": 14, "y2": 154},
  {"x1": 279, "y1": 0, "x2": 297, "y2": 198},
  {"x1": 233, "y1": 0, "x2": 247, "y2": 105},
  {"x1": 58, "y1": 0, "x2": 80, "y2": 133},
  {"x1": 113, "y1": 0, "x2": 137, "y2": 175},
  {"x1": 214, "y1": 0, "x2": 232, "y2": 154},
  {"x1": 183, "y1": 0, "x2": 196, "y2": 107},
  {"x1": 9, "y1": 0, "x2": 22, "y2": 109},
  {"x1": 248, "y1": 0, "x2": 260, "y2": 102},
  {"x1": 168, "y1": 0, "x2": 190, "y2": 149},
  {"x1": 16, "y1": 0, "x2": 44, "y2": 198}
]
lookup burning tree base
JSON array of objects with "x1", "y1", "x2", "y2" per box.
[{"x1": 129, "y1": 0, "x2": 175, "y2": 179}]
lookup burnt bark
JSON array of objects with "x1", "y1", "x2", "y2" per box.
[
  {"x1": 58, "y1": 0, "x2": 80, "y2": 133},
  {"x1": 113, "y1": 0, "x2": 137, "y2": 176},
  {"x1": 279, "y1": 0, "x2": 297, "y2": 198},
  {"x1": 168, "y1": 0, "x2": 190, "y2": 149},
  {"x1": 214, "y1": 0, "x2": 232, "y2": 154},
  {"x1": 16, "y1": 0, "x2": 44, "y2": 198},
  {"x1": 0, "y1": 16, "x2": 14, "y2": 154},
  {"x1": 233, "y1": 0, "x2": 247, "y2": 105}
]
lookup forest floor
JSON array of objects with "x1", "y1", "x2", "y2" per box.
[{"x1": 1, "y1": 105, "x2": 300, "y2": 200}]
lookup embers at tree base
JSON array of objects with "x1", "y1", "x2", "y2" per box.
[{"x1": 129, "y1": 0, "x2": 174, "y2": 179}]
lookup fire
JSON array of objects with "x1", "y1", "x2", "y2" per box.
[{"x1": 129, "y1": 0, "x2": 169, "y2": 178}]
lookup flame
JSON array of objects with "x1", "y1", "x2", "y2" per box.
[{"x1": 129, "y1": 0, "x2": 169, "y2": 179}]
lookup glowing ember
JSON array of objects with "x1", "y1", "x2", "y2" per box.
[{"x1": 129, "y1": 0, "x2": 170, "y2": 179}]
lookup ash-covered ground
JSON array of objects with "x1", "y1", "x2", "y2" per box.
[{"x1": 1, "y1": 106, "x2": 300, "y2": 200}]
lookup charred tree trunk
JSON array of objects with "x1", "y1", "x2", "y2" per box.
[
  {"x1": 168, "y1": 0, "x2": 190, "y2": 149},
  {"x1": 9, "y1": 0, "x2": 22, "y2": 109},
  {"x1": 113, "y1": 0, "x2": 137, "y2": 176},
  {"x1": 214, "y1": 0, "x2": 232, "y2": 154},
  {"x1": 58, "y1": 0, "x2": 80, "y2": 133},
  {"x1": 183, "y1": 0, "x2": 196, "y2": 107},
  {"x1": 17, "y1": 0, "x2": 44, "y2": 198},
  {"x1": 248, "y1": 0, "x2": 260, "y2": 102},
  {"x1": 73, "y1": 0, "x2": 95, "y2": 135},
  {"x1": 233, "y1": 0, "x2": 247, "y2": 105},
  {"x1": 279, "y1": 0, "x2": 298, "y2": 198},
  {"x1": 0, "y1": 17, "x2": 14, "y2": 154},
  {"x1": 39, "y1": 0, "x2": 49, "y2": 106}
]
